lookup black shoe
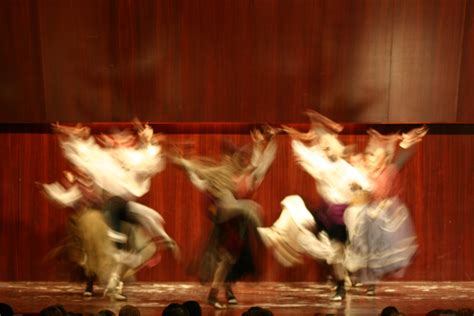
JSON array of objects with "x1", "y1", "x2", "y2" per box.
[
  {"x1": 207, "y1": 288, "x2": 225, "y2": 309},
  {"x1": 330, "y1": 283, "x2": 346, "y2": 301},
  {"x1": 84, "y1": 278, "x2": 94, "y2": 297},
  {"x1": 225, "y1": 287, "x2": 238, "y2": 305}
]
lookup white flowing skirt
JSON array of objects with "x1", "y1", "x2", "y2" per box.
[
  {"x1": 257, "y1": 195, "x2": 336, "y2": 267},
  {"x1": 344, "y1": 197, "x2": 418, "y2": 282}
]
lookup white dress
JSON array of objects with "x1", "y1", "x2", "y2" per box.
[{"x1": 344, "y1": 197, "x2": 418, "y2": 282}]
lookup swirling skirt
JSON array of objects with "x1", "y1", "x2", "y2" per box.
[{"x1": 344, "y1": 198, "x2": 418, "y2": 282}]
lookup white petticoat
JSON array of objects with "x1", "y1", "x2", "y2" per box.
[
  {"x1": 257, "y1": 195, "x2": 337, "y2": 267},
  {"x1": 344, "y1": 197, "x2": 418, "y2": 282}
]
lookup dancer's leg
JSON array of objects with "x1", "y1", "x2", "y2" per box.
[
  {"x1": 331, "y1": 263, "x2": 347, "y2": 301},
  {"x1": 225, "y1": 283, "x2": 238, "y2": 304},
  {"x1": 208, "y1": 250, "x2": 235, "y2": 309},
  {"x1": 104, "y1": 263, "x2": 127, "y2": 301},
  {"x1": 103, "y1": 197, "x2": 129, "y2": 249},
  {"x1": 83, "y1": 275, "x2": 94, "y2": 297},
  {"x1": 126, "y1": 201, "x2": 179, "y2": 258}
]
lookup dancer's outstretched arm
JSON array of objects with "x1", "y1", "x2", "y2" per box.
[
  {"x1": 42, "y1": 182, "x2": 82, "y2": 208},
  {"x1": 52, "y1": 122, "x2": 90, "y2": 139},
  {"x1": 247, "y1": 138, "x2": 277, "y2": 189},
  {"x1": 291, "y1": 140, "x2": 329, "y2": 180},
  {"x1": 395, "y1": 125, "x2": 428, "y2": 169},
  {"x1": 282, "y1": 125, "x2": 318, "y2": 142},
  {"x1": 172, "y1": 156, "x2": 210, "y2": 192},
  {"x1": 305, "y1": 110, "x2": 343, "y2": 133}
]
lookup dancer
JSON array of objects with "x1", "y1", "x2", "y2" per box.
[
  {"x1": 42, "y1": 125, "x2": 120, "y2": 297},
  {"x1": 343, "y1": 126, "x2": 427, "y2": 296},
  {"x1": 43, "y1": 121, "x2": 178, "y2": 300},
  {"x1": 260, "y1": 111, "x2": 370, "y2": 301},
  {"x1": 43, "y1": 168, "x2": 119, "y2": 297},
  {"x1": 172, "y1": 126, "x2": 277, "y2": 309},
  {"x1": 287, "y1": 111, "x2": 370, "y2": 301}
]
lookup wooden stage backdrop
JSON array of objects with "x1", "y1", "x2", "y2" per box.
[
  {"x1": 1, "y1": 0, "x2": 474, "y2": 123},
  {"x1": 0, "y1": 124, "x2": 472, "y2": 282}
]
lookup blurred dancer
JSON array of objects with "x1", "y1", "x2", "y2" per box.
[
  {"x1": 265, "y1": 111, "x2": 369, "y2": 301},
  {"x1": 43, "y1": 168, "x2": 118, "y2": 297},
  {"x1": 343, "y1": 126, "x2": 427, "y2": 296},
  {"x1": 42, "y1": 125, "x2": 119, "y2": 297},
  {"x1": 43, "y1": 121, "x2": 178, "y2": 300},
  {"x1": 172, "y1": 126, "x2": 277, "y2": 309}
]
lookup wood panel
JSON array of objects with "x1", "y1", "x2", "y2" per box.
[
  {"x1": 37, "y1": 0, "x2": 118, "y2": 122},
  {"x1": 389, "y1": 0, "x2": 466, "y2": 122},
  {"x1": 319, "y1": 0, "x2": 393, "y2": 122},
  {"x1": 0, "y1": 134, "x2": 21, "y2": 279},
  {"x1": 18, "y1": 134, "x2": 71, "y2": 281},
  {"x1": 178, "y1": 0, "x2": 323, "y2": 123},
  {"x1": 0, "y1": 125, "x2": 473, "y2": 282},
  {"x1": 458, "y1": 0, "x2": 474, "y2": 122},
  {"x1": 2, "y1": 1, "x2": 474, "y2": 123},
  {"x1": 0, "y1": 0, "x2": 45, "y2": 122},
  {"x1": 398, "y1": 135, "x2": 474, "y2": 280},
  {"x1": 34, "y1": 0, "x2": 325, "y2": 123},
  {"x1": 0, "y1": 133, "x2": 70, "y2": 281}
]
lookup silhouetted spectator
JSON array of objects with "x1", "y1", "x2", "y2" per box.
[
  {"x1": 162, "y1": 303, "x2": 189, "y2": 316},
  {"x1": 98, "y1": 309, "x2": 116, "y2": 316},
  {"x1": 457, "y1": 308, "x2": 474, "y2": 316},
  {"x1": 0, "y1": 303, "x2": 14, "y2": 316},
  {"x1": 118, "y1": 305, "x2": 140, "y2": 316},
  {"x1": 439, "y1": 310, "x2": 457, "y2": 316},
  {"x1": 260, "y1": 309, "x2": 273, "y2": 316},
  {"x1": 381, "y1": 305, "x2": 400, "y2": 316},
  {"x1": 426, "y1": 309, "x2": 458, "y2": 316},
  {"x1": 182, "y1": 301, "x2": 201, "y2": 316},
  {"x1": 242, "y1": 306, "x2": 273, "y2": 316},
  {"x1": 40, "y1": 304, "x2": 68, "y2": 316}
]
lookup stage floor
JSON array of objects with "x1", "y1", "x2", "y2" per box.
[{"x1": 0, "y1": 281, "x2": 473, "y2": 315}]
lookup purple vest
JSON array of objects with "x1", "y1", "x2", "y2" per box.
[{"x1": 318, "y1": 203, "x2": 348, "y2": 227}]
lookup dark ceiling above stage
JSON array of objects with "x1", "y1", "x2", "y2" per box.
[{"x1": 1, "y1": 0, "x2": 474, "y2": 123}]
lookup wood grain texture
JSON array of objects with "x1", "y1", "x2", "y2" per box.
[
  {"x1": 0, "y1": 125, "x2": 472, "y2": 282},
  {"x1": 0, "y1": 134, "x2": 21, "y2": 279},
  {"x1": 396, "y1": 135, "x2": 474, "y2": 280},
  {"x1": 389, "y1": 0, "x2": 466, "y2": 122},
  {"x1": 37, "y1": 0, "x2": 119, "y2": 122},
  {"x1": 319, "y1": 0, "x2": 393, "y2": 122},
  {"x1": 458, "y1": 0, "x2": 474, "y2": 122},
  {"x1": 0, "y1": 0, "x2": 45, "y2": 122},
  {"x1": 1, "y1": 1, "x2": 474, "y2": 123}
]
